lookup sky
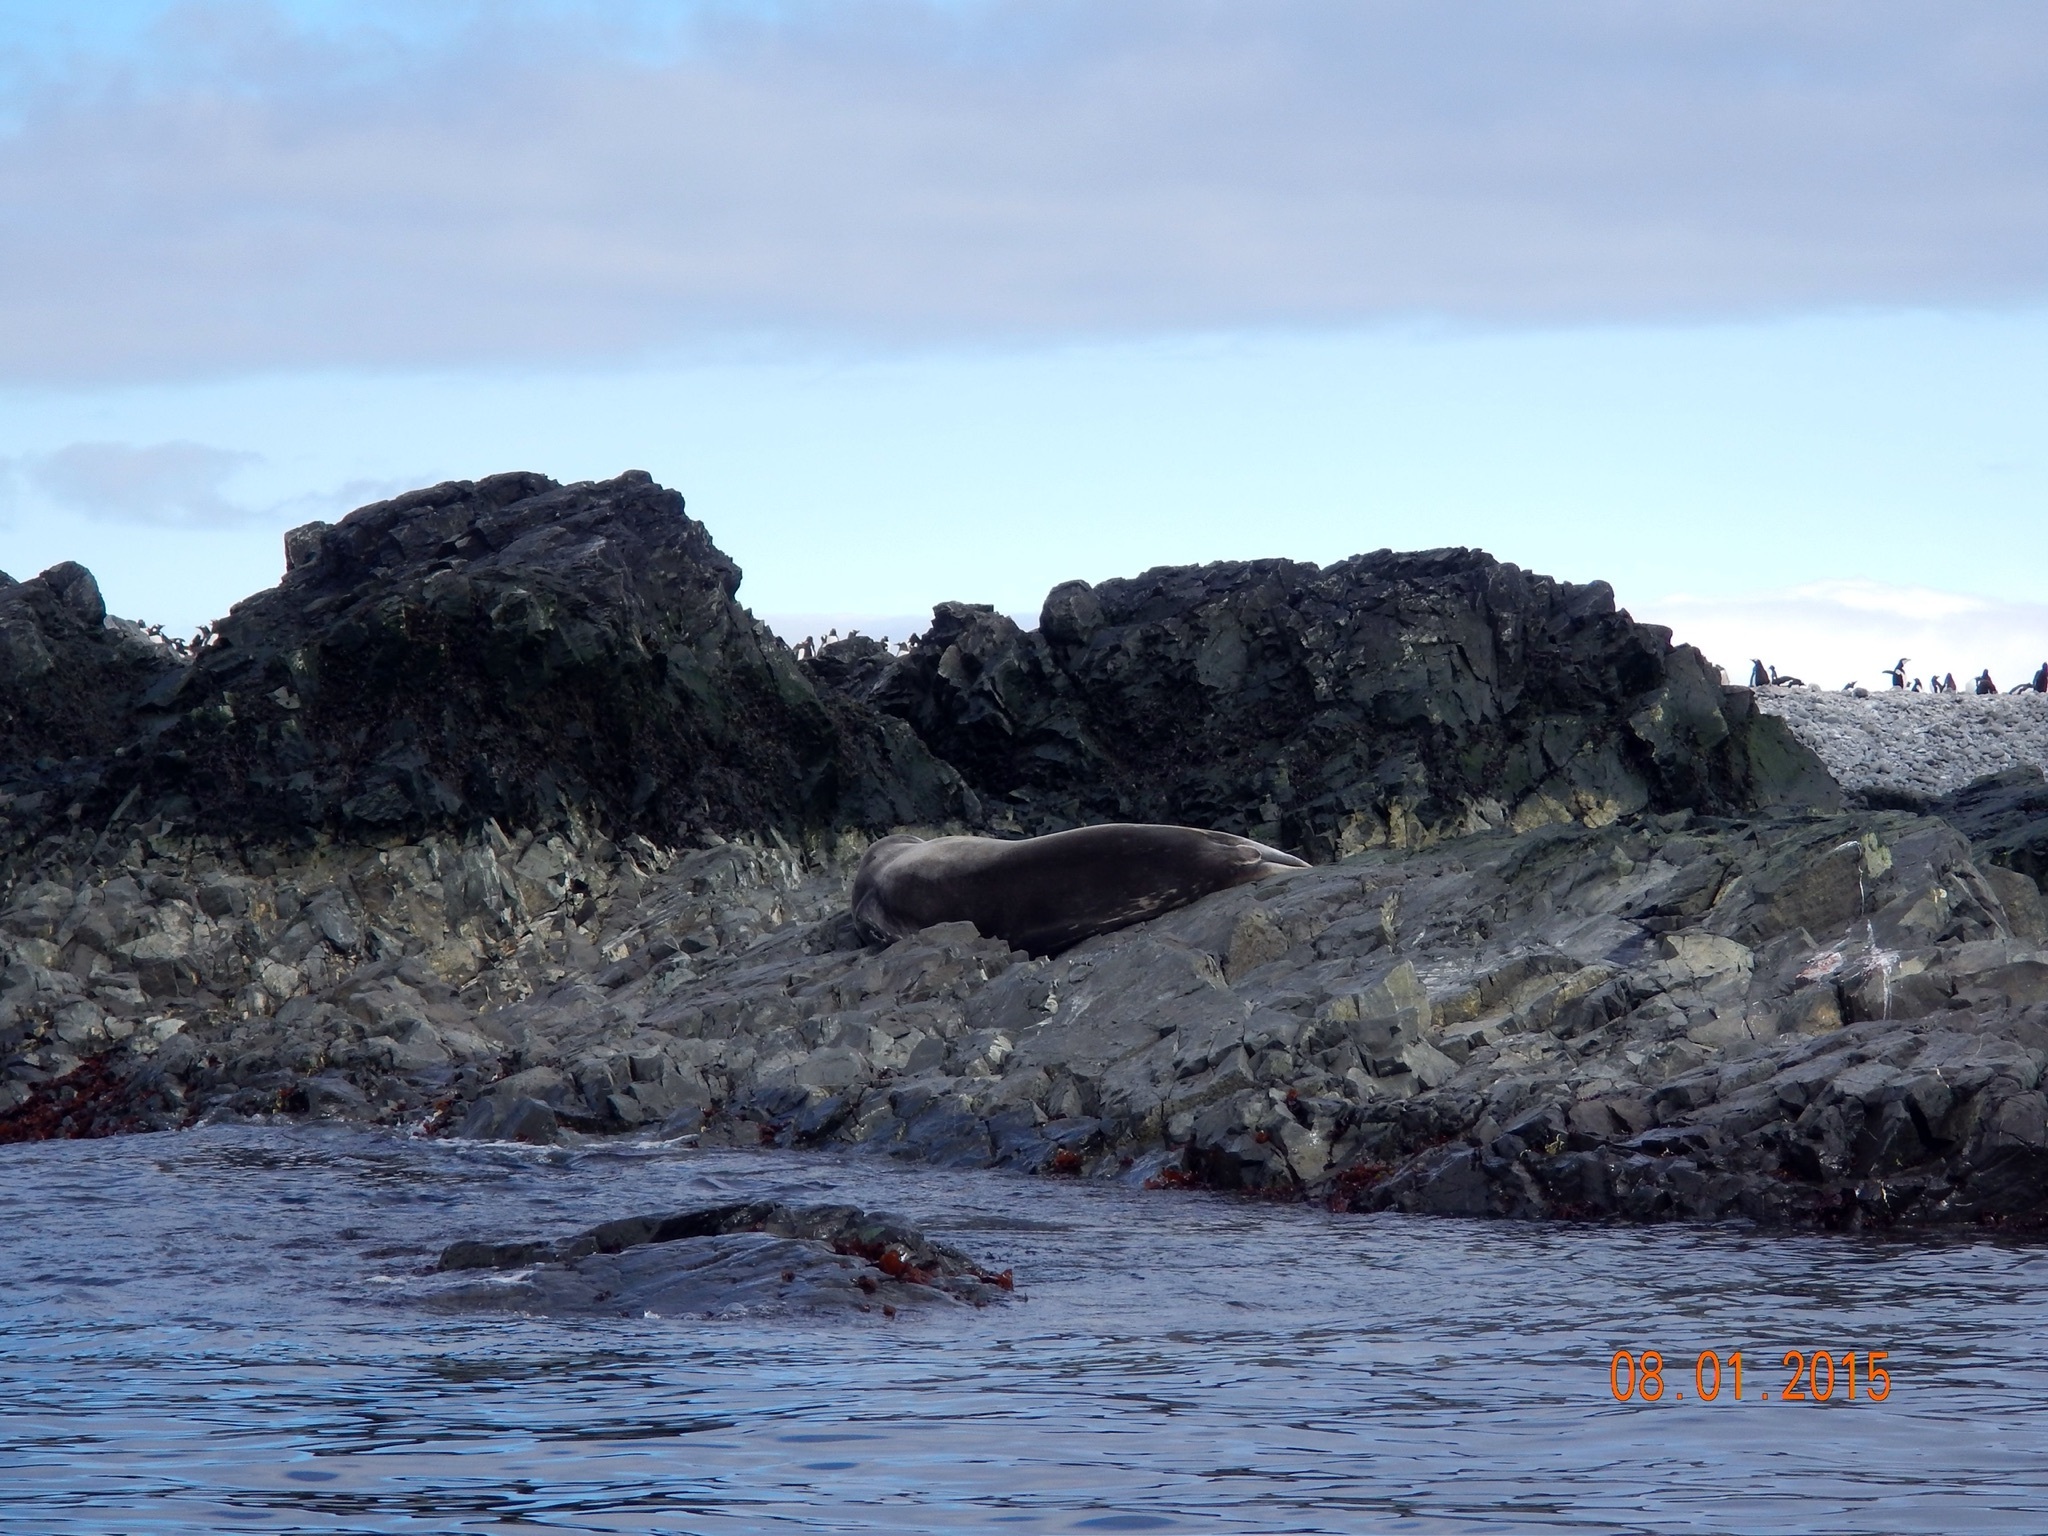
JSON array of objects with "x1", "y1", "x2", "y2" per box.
[{"x1": 1, "y1": 0, "x2": 2044, "y2": 691}]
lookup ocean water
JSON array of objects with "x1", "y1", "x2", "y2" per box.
[{"x1": 3, "y1": 1124, "x2": 2046, "y2": 1535}]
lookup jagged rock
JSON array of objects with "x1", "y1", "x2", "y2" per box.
[
  {"x1": 12, "y1": 769, "x2": 2048, "y2": 1231},
  {"x1": 824, "y1": 551, "x2": 1838, "y2": 852},
  {"x1": 0, "y1": 562, "x2": 182, "y2": 770},
  {"x1": 91, "y1": 471, "x2": 969, "y2": 842}
]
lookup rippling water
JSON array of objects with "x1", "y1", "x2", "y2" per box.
[{"x1": 4, "y1": 1125, "x2": 2046, "y2": 1534}]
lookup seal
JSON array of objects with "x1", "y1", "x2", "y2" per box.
[{"x1": 851, "y1": 823, "x2": 1309, "y2": 956}]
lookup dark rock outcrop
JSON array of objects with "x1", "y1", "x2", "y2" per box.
[
  {"x1": 821, "y1": 551, "x2": 1838, "y2": 854},
  {"x1": 0, "y1": 563, "x2": 182, "y2": 768},
  {"x1": 126, "y1": 471, "x2": 966, "y2": 842},
  {"x1": 2, "y1": 481, "x2": 1834, "y2": 865}
]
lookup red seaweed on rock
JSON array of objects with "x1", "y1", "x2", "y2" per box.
[{"x1": 0, "y1": 1052, "x2": 170, "y2": 1143}]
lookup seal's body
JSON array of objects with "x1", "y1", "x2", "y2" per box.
[{"x1": 851, "y1": 823, "x2": 1307, "y2": 957}]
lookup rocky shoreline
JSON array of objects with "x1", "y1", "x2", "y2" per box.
[{"x1": 6, "y1": 471, "x2": 2048, "y2": 1232}]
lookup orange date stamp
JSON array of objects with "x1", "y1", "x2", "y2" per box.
[{"x1": 1610, "y1": 1350, "x2": 1891, "y2": 1403}]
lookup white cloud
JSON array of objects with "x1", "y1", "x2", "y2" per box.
[
  {"x1": 1638, "y1": 580, "x2": 2048, "y2": 694},
  {"x1": 0, "y1": 1, "x2": 2043, "y2": 381},
  {"x1": 3, "y1": 439, "x2": 404, "y2": 529},
  {"x1": 18, "y1": 440, "x2": 261, "y2": 526}
]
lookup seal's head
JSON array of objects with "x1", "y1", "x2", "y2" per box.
[{"x1": 850, "y1": 833, "x2": 928, "y2": 943}]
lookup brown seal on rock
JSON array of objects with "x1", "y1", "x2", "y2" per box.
[{"x1": 850, "y1": 823, "x2": 1308, "y2": 956}]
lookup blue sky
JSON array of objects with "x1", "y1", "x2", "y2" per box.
[{"x1": 1, "y1": 1, "x2": 2044, "y2": 688}]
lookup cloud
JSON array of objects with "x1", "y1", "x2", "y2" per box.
[
  {"x1": 4, "y1": 439, "x2": 403, "y2": 527},
  {"x1": 0, "y1": 1, "x2": 2043, "y2": 380},
  {"x1": 17, "y1": 440, "x2": 262, "y2": 525},
  {"x1": 1639, "y1": 580, "x2": 2048, "y2": 694}
]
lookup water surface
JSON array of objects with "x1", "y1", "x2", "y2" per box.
[{"x1": 3, "y1": 1125, "x2": 2043, "y2": 1533}]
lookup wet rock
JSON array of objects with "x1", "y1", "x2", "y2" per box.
[
  {"x1": 426, "y1": 1200, "x2": 1015, "y2": 1317},
  {"x1": 453, "y1": 1095, "x2": 560, "y2": 1145}
]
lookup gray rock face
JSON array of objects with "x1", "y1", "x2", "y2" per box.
[
  {"x1": 425, "y1": 1201, "x2": 1015, "y2": 1317},
  {"x1": 27, "y1": 469, "x2": 2041, "y2": 1235},
  {"x1": 819, "y1": 551, "x2": 1838, "y2": 853},
  {"x1": 11, "y1": 788, "x2": 2048, "y2": 1232},
  {"x1": 1926, "y1": 767, "x2": 2048, "y2": 898}
]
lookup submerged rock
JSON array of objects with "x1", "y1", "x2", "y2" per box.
[{"x1": 425, "y1": 1200, "x2": 1015, "y2": 1317}]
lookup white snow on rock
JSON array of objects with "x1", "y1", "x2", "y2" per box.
[{"x1": 1754, "y1": 686, "x2": 2048, "y2": 800}]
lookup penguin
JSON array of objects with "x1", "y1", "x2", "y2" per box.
[
  {"x1": 1976, "y1": 670, "x2": 1998, "y2": 695},
  {"x1": 1749, "y1": 659, "x2": 1770, "y2": 687},
  {"x1": 1883, "y1": 658, "x2": 1909, "y2": 689},
  {"x1": 1911, "y1": 677, "x2": 1922, "y2": 692},
  {"x1": 1945, "y1": 673, "x2": 1958, "y2": 693},
  {"x1": 2034, "y1": 662, "x2": 2048, "y2": 693}
]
